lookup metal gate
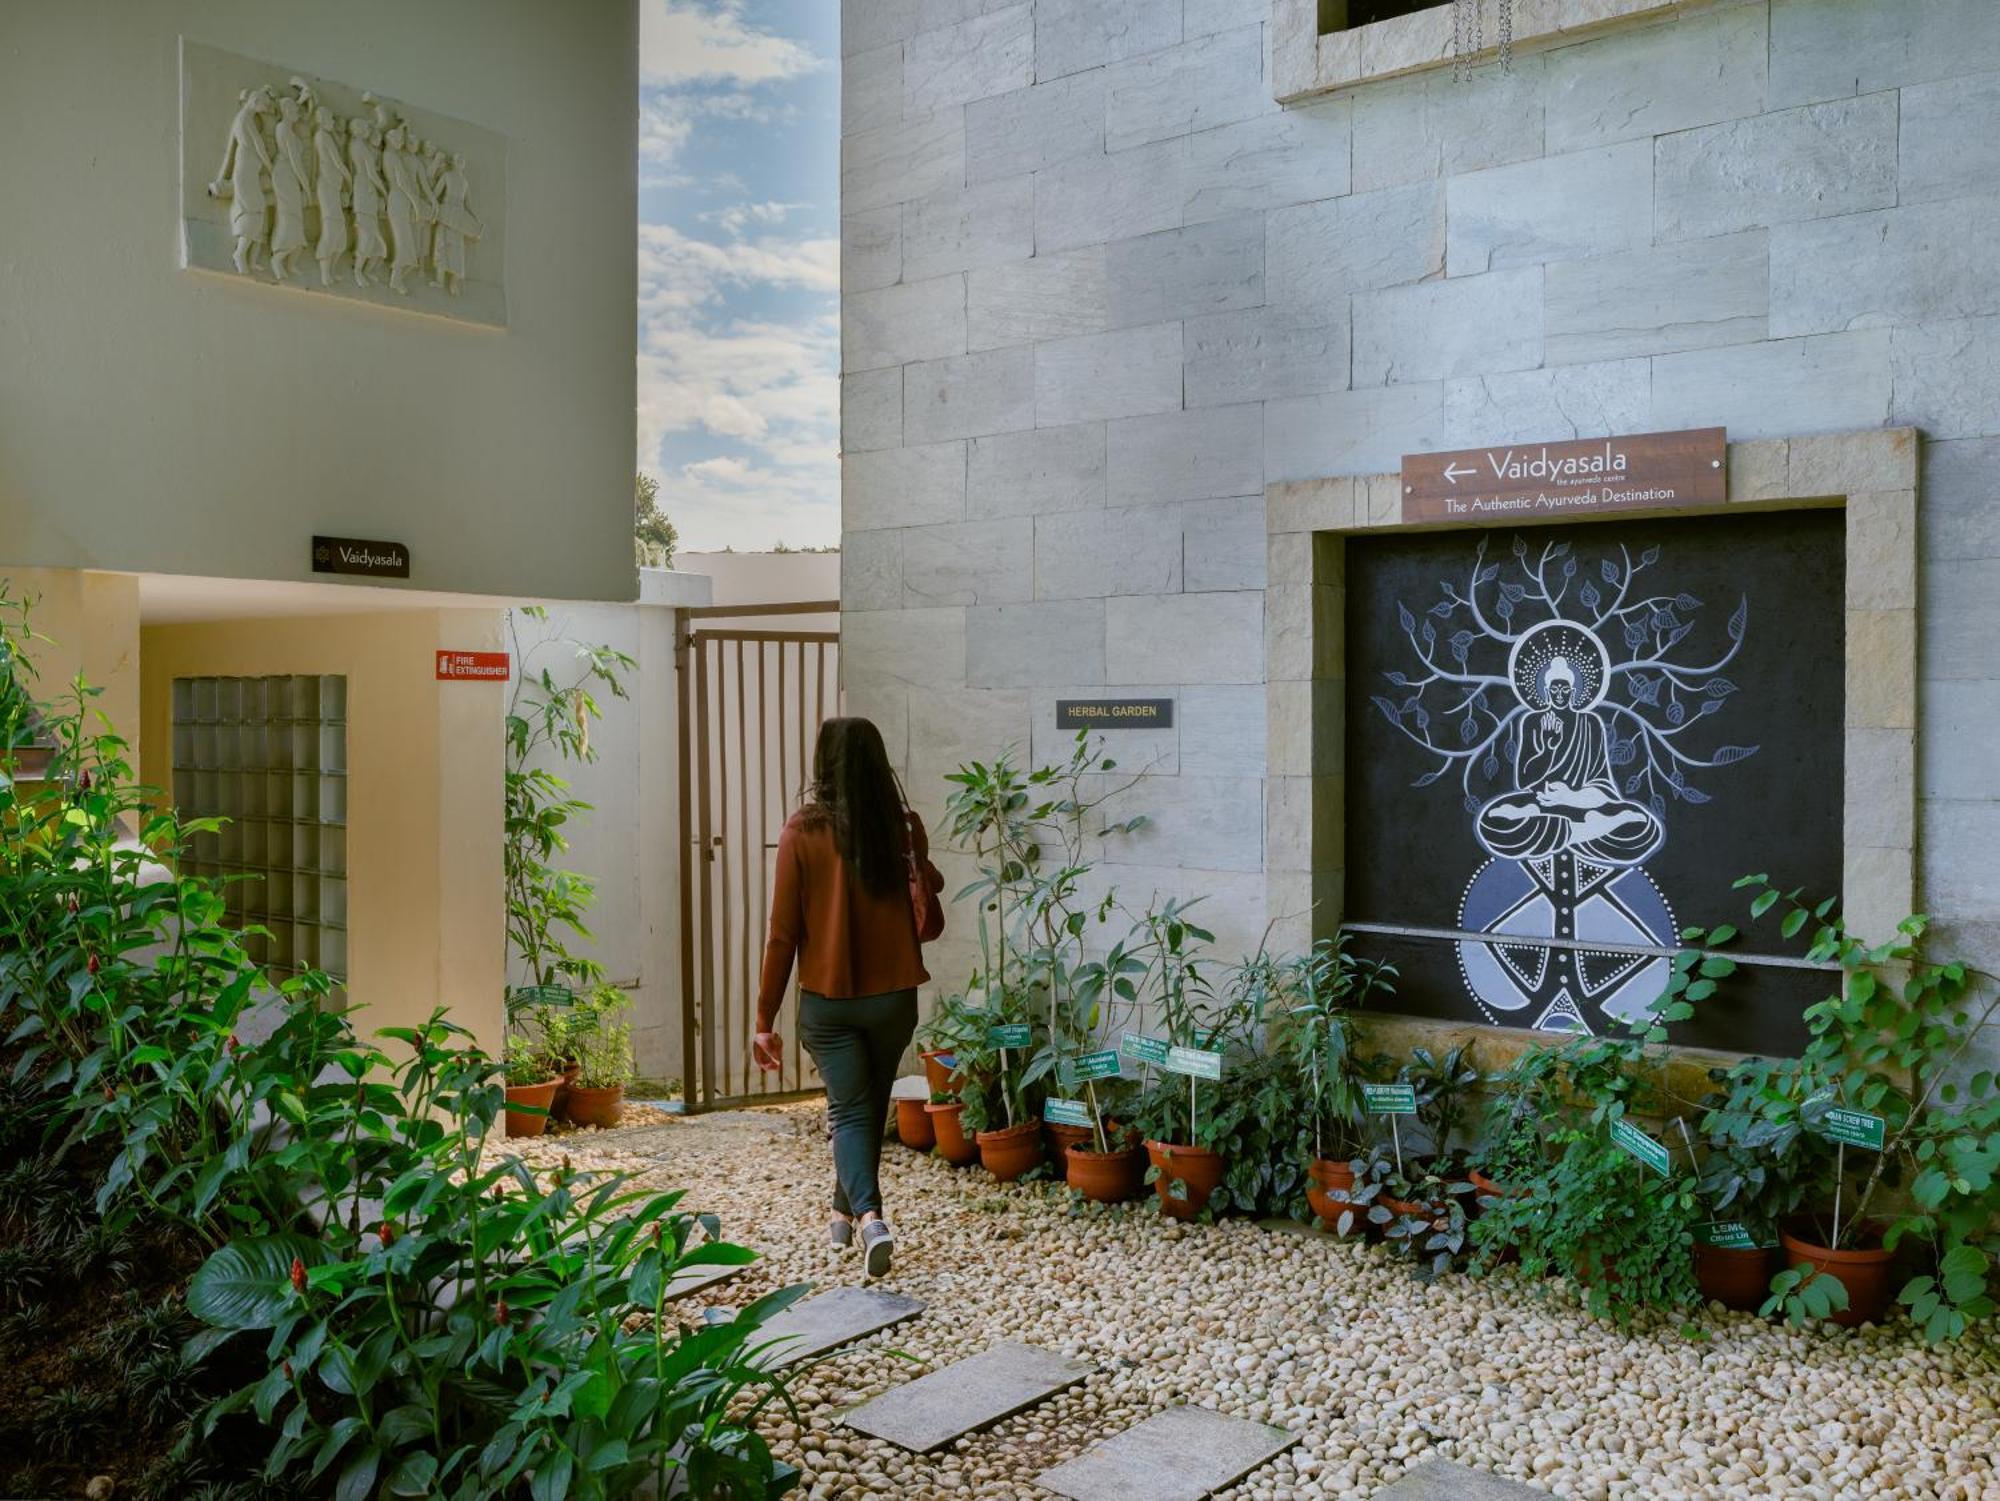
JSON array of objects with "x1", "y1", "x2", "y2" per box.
[{"x1": 676, "y1": 600, "x2": 841, "y2": 1110}]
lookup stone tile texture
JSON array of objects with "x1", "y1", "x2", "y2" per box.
[
  {"x1": 842, "y1": 1342, "x2": 1092, "y2": 1453},
  {"x1": 1034, "y1": 1405, "x2": 1296, "y2": 1501}
]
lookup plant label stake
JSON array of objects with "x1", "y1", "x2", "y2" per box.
[
  {"x1": 1163, "y1": 1044, "x2": 1223, "y2": 1143},
  {"x1": 1121, "y1": 1032, "x2": 1167, "y2": 1090},
  {"x1": 1362, "y1": 1083, "x2": 1417, "y2": 1176},
  {"x1": 1609, "y1": 1118, "x2": 1671, "y2": 1177},
  {"x1": 1816, "y1": 1107, "x2": 1884, "y2": 1247},
  {"x1": 989, "y1": 1023, "x2": 1031, "y2": 1127}
]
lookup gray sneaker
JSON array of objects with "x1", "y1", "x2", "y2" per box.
[
  {"x1": 860, "y1": 1218, "x2": 894, "y2": 1279},
  {"x1": 829, "y1": 1215, "x2": 854, "y2": 1249}
]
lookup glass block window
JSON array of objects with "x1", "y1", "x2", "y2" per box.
[{"x1": 170, "y1": 675, "x2": 348, "y2": 991}]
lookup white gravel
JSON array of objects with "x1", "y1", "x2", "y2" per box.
[{"x1": 518, "y1": 1105, "x2": 2000, "y2": 1501}]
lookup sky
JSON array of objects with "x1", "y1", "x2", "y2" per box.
[{"x1": 638, "y1": 0, "x2": 841, "y2": 554}]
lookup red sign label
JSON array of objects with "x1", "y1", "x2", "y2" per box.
[{"x1": 435, "y1": 650, "x2": 510, "y2": 681}]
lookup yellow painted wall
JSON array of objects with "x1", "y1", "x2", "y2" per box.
[
  {"x1": 140, "y1": 608, "x2": 506, "y2": 1053},
  {"x1": 0, "y1": 567, "x2": 142, "y2": 762}
]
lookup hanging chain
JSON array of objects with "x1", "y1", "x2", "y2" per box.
[
  {"x1": 1454, "y1": 0, "x2": 1514, "y2": 82},
  {"x1": 1498, "y1": 0, "x2": 1514, "y2": 74}
]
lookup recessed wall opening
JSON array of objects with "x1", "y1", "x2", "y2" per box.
[
  {"x1": 1320, "y1": 0, "x2": 1442, "y2": 31},
  {"x1": 1338, "y1": 508, "x2": 1846, "y2": 1056},
  {"x1": 171, "y1": 674, "x2": 349, "y2": 995}
]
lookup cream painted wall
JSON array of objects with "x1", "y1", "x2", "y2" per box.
[
  {"x1": 140, "y1": 608, "x2": 507, "y2": 1053},
  {"x1": 1, "y1": 568, "x2": 142, "y2": 762},
  {"x1": 0, "y1": 0, "x2": 636, "y2": 604}
]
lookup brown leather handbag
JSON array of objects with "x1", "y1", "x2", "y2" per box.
[{"x1": 904, "y1": 811, "x2": 945, "y2": 943}]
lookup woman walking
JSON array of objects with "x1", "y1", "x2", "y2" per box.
[{"x1": 753, "y1": 718, "x2": 943, "y2": 1279}]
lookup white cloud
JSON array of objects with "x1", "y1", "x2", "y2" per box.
[
  {"x1": 640, "y1": 0, "x2": 823, "y2": 85},
  {"x1": 699, "y1": 200, "x2": 803, "y2": 236}
]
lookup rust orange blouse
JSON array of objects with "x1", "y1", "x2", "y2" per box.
[{"x1": 756, "y1": 808, "x2": 938, "y2": 1032}]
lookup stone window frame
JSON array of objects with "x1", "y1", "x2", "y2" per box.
[
  {"x1": 1263, "y1": 427, "x2": 1920, "y2": 1073},
  {"x1": 1273, "y1": 0, "x2": 1689, "y2": 102}
]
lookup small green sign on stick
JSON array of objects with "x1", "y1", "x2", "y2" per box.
[
  {"x1": 1361, "y1": 1083, "x2": 1417, "y2": 1115},
  {"x1": 988, "y1": 1023, "x2": 1032, "y2": 1048},
  {"x1": 1120, "y1": 1033, "x2": 1168, "y2": 1066},
  {"x1": 1066, "y1": 1048, "x2": 1123, "y2": 1084},
  {"x1": 1814, "y1": 1105, "x2": 1886, "y2": 1247},
  {"x1": 1044, "y1": 1097, "x2": 1093, "y2": 1128},
  {"x1": 1610, "y1": 1117, "x2": 1671, "y2": 1177},
  {"x1": 1697, "y1": 1221, "x2": 1776, "y2": 1251},
  {"x1": 1163, "y1": 1046, "x2": 1224, "y2": 1081}
]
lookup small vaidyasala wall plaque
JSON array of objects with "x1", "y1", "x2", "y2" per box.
[
  {"x1": 1055, "y1": 698, "x2": 1174, "y2": 729},
  {"x1": 312, "y1": 535, "x2": 409, "y2": 578}
]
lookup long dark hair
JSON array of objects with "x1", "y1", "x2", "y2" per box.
[{"x1": 801, "y1": 717, "x2": 905, "y2": 897}]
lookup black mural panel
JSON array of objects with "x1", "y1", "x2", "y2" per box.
[{"x1": 1343, "y1": 509, "x2": 1844, "y2": 1056}]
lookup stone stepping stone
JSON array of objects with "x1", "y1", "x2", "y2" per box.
[
  {"x1": 749, "y1": 1286, "x2": 924, "y2": 1370},
  {"x1": 1373, "y1": 1460, "x2": 1547, "y2": 1498},
  {"x1": 842, "y1": 1341, "x2": 1093, "y2": 1453},
  {"x1": 1034, "y1": 1405, "x2": 1296, "y2": 1501},
  {"x1": 661, "y1": 1258, "x2": 747, "y2": 1302}
]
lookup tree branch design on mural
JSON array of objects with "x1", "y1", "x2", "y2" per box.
[
  {"x1": 1374, "y1": 534, "x2": 1759, "y2": 1035},
  {"x1": 207, "y1": 78, "x2": 482, "y2": 295}
]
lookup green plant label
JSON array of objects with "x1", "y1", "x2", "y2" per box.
[
  {"x1": 1819, "y1": 1107, "x2": 1886, "y2": 1150},
  {"x1": 509, "y1": 982, "x2": 571, "y2": 1007},
  {"x1": 988, "y1": 1023, "x2": 1032, "y2": 1048},
  {"x1": 1065, "y1": 1048, "x2": 1122, "y2": 1083},
  {"x1": 1697, "y1": 1221, "x2": 1774, "y2": 1250},
  {"x1": 1361, "y1": 1082, "x2": 1417, "y2": 1115},
  {"x1": 1120, "y1": 1033, "x2": 1169, "y2": 1065},
  {"x1": 1163, "y1": 1045, "x2": 1224, "y2": 1080},
  {"x1": 1044, "y1": 1097, "x2": 1093, "y2": 1127},
  {"x1": 1610, "y1": 1117, "x2": 1671, "y2": 1176}
]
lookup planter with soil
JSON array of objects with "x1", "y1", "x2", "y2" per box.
[
  {"x1": 1044, "y1": 1119, "x2": 1094, "y2": 1178},
  {"x1": 504, "y1": 1077, "x2": 562, "y2": 1138},
  {"x1": 1306, "y1": 1157, "x2": 1367, "y2": 1235},
  {"x1": 976, "y1": 1118, "x2": 1044, "y2": 1182},
  {"x1": 1781, "y1": 1218, "x2": 1895, "y2": 1327},
  {"x1": 896, "y1": 1096, "x2": 935, "y2": 1149},
  {"x1": 926, "y1": 1098, "x2": 978, "y2": 1166},
  {"x1": 1066, "y1": 1141, "x2": 1146, "y2": 1203},
  {"x1": 561, "y1": 1082, "x2": 625, "y2": 1130},
  {"x1": 919, "y1": 1050, "x2": 958, "y2": 1094},
  {"x1": 1144, "y1": 1140, "x2": 1226, "y2": 1221},
  {"x1": 1694, "y1": 1240, "x2": 1777, "y2": 1313}
]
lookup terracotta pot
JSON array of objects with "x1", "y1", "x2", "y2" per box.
[
  {"x1": 1066, "y1": 1144, "x2": 1144, "y2": 1203},
  {"x1": 1144, "y1": 1140, "x2": 1226, "y2": 1221},
  {"x1": 1468, "y1": 1168, "x2": 1524, "y2": 1201},
  {"x1": 1694, "y1": 1242, "x2": 1777, "y2": 1313},
  {"x1": 1781, "y1": 1219, "x2": 1895, "y2": 1327},
  {"x1": 562, "y1": 1083, "x2": 624, "y2": 1129},
  {"x1": 1306, "y1": 1157, "x2": 1368, "y2": 1235},
  {"x1": 551, "y1": 1059, "x2": 582, "y2": 1116},
  {"x1": 895, "y1": 1097, "x2": 935, "y2": 1150},
  {"x1": 919, "y1": 1050, "x2": 958, "y2": 1093},
  {"x1": 976, "y1": 1118, "x2": 1045, "y2": 1182},
  {"x1": 925, "y1": 1099, "x2": 978, "y2": 1166},
  {"x1": 504, "y1": 1077, "x2": 562, "y2": 1138},
  {"x1": 1044, "y1": 1120, "x2": 1094, "y2": 1179}
]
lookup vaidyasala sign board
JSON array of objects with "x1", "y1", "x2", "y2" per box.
[{"x1": 1401, "y1": 429, "x2": 1725, "y2": 524}]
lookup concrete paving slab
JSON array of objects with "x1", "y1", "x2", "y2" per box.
[
  {"x1": 750, "y1": 1286, "x2": 924, "y2": 1370},
  {"x1": 1035, "y1": 1405, "x2": 1295, "y2": 1501},
  {"x1": 1374, "y1": 1461, "x2": 1547, "y2": 1498},
  {"x1": 661, "y1": 1259, "x2": 747, "y2": 1302},
  {"x1": 843, "y1": 1341, "x2": 1093, "y2": 1453}
]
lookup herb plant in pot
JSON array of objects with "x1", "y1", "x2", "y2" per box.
[
  {"x1": 1727, "y1": 876, "x2": 2000, "y2": 1339},
  {"x1": 562, "y1": 994, "x2": 634, "y2": 1129},
  {"x1": 502, "y1": 1035, "x2": 562, "y2": 1138},
  {"x1": 1280, "y1": 936, "x2": 1396, "y2": 1234}
]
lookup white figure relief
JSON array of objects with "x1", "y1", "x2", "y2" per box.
[
  {"x1": 208, "y1": 86, "x2": 276, "y2": 275},
  {"x1": 267, "y1": 94, "x2": 313, "y2": 282},
  {"x1": 346, "y1": 119, "x2": 389, "y2": 288},
  {"x1": 311, "y1": 109, "x2": 351, "y2": 287},
  {"x1": 418, "y1": 140, "x2": 450, "y2": 284},
  {"x1": 381, "y1": 125, "x2": 434, "y2": 295},
  {"x1": 431, "y1": 152, "x2": 481, "y2": 294}
]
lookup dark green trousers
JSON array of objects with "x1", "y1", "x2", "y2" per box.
[{"x1": 798, "y1": 987, "x2": 918, "y2": 1218}]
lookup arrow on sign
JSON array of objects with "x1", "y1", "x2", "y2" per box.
[{"x1": 1443, "y1": 461, "x2": 1477, "y2": 485}]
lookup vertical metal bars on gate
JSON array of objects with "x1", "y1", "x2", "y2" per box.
[{"x1": 675, "y1": 600, "x2": 841, "y2": 1111}]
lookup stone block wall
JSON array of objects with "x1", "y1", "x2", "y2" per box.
[{"x1": 840, "y1": 0, "x2": 2000, "y2": 1057}]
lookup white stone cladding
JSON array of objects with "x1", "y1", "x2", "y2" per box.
[{"x1": 840, "y1": 0, "x2": 2000, "y2": 1074}]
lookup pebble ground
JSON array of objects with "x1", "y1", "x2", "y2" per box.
[{"x1": 519, "y1": 1104, "x2": 2000, "y2": 1501}]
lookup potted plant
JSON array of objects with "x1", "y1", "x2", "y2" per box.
[
  {"x1": 1401, "y1": 1043, "x2": 1480, "y2": 1181},
  {"x1": 502, "y1": 1034, "x2": 562, "y2": 1137},
  {"x1": 894, "y1": 1089, "x2": 935, "y2": 1149},
  {"x1": 925, "y1": 1091, "x2": 978, "y2": 1166},
  {"x1": 1281, "y1": 936, "x2": 1395, "y2": 1234},
  {"x1": 562, "y1": 993, "x2": 633, "y2": 1129},
  {"x1": 964, "y1": 1020, "x2": 1043, "y2": 1183},
  {"x1": 1720, "y1": 877, "x2": 2000, "y2": 1338},
  {"x1": 1066, "y1": 1117, "x2": 1145, "y2": 1203},
  {"x1": 1696, "y1": 1054, "x2": 1803, "y2": 1312}
]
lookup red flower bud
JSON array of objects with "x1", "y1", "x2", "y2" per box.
[
  {"x1": 494, "y1": 1297, "x2": 511, "y2": 1327},
  {"x1": 379, "y1": 1222, "x2": 396, "y2": 1247},
  {"x1": 226, "y1": 1034, "x2": 239, "y2": 1054},
  {"x1": 651, "y1": 1220, "x2": 663, "y2": 1245},
  {"x1": 289, "y1": 1256, "x2": 307, "y2": 1293},
  {"x1": 86, "y1": 954, "x2": 100, "y2": 975},
  {"x1": 77, "y1": 769, "x2": 91, "y2": 791},
  {"x1": 282, "y1": 1361, "x2": 293, "y2": 1380}
]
